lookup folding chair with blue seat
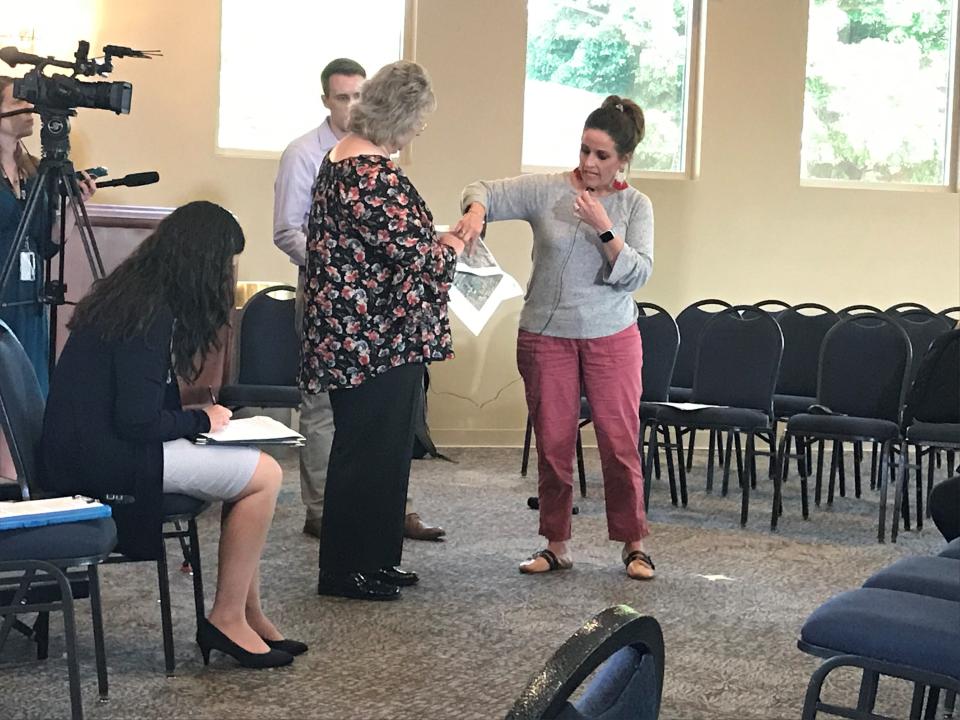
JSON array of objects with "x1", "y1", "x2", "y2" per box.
[
  {"x1": 0, "y1": 321, "x2": 117, "y2": 720},
  {"x1": 798, "y1": 588, "x2": 960, "y2": 720},
  {"x1": 648, "y1": 306, "x2": 783, "y2": 525},
  {"x1": 506, "y1": 605, "x2": 664, "y2": 720},
  {"x1": 771, "y1": 313, "x2": 912, "y2": 542}
]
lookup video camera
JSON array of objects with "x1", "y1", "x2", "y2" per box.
[{"x1": 0, "y1": 40, "x2": 159, "y2": 115}]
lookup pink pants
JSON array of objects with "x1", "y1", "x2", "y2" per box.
[{"x1": 517, "y1": 324, "x2": 650, "y2": 542}]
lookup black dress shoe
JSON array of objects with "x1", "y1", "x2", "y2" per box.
[
  {"x1": 376, "y1": 566, "x2": 419, "y2": 587},
  {"x1": 317, "y1": 572, "x2": 400, "y2": 601},
  {"x1": 262, "y1": 637, "x2": 309, "y2": 656},
  {"x1": 196, "y1": 619, "x2": 294, "y2": 669}
]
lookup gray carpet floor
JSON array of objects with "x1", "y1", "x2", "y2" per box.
[{"x1": 0, "y1": 446, "x2": 949, "y2": 720}]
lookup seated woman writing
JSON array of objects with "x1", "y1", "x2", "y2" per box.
[{"x1": 41, "y1": 201, "x2": 304, "y2": 669}]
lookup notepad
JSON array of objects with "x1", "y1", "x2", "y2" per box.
[
  {"x1": 0, "y1": 496, "x2": 112, "y2": 531},
  {"x1": 193, "y1": 416, "x2": 305, "y2": 446}
]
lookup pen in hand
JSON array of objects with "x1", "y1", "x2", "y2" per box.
[{"x1": 208, "y1": 385, "x2": 217, "y2": 405}]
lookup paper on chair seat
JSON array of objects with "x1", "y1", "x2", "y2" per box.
[
  {"x1": 0, "y1": 496, "x2": 111, "y2": 531},
  {"x1": 647, "y1": 402, "x2": 728, "y2": 411},
  {"x1": 195, "y1": 416, "x2": 305, "y2": 446}
]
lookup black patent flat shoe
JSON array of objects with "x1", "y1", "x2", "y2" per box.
[
  {"x1": 317, "y1": 572, "x2": 400, "y2": 601},
  {"x1": 196, "y1": 619, "x2": 294, "y2": 669},
  {"x1": 262, "y1": 637, "x2": 309, "y2": 656},
  {"x1": 376, "y1": 566, "x2": 419, "y2": 587}
]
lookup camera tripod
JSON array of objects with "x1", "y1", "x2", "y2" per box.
[{"x1": 0, "y1": 107, "x2": 105, "y2": 378}]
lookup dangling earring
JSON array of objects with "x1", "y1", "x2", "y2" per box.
[{"x1": 612, "y1": 166, "x2": 629, "y2": 191}]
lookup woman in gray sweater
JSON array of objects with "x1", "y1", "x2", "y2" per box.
[{"x1": 455, "y1": 96, "x2": 655, "y2": 580}]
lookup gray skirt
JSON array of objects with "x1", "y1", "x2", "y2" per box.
[{"x1": 161, "y1": 438, "x2": 261, "y2": 503}]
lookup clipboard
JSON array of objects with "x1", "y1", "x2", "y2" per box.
[
  {"x1": 0, "y1": 496, "x2": 112, "y2": 531},
  {"x1": 192, "y1": 416, "x2": 306, "y2": 447}
]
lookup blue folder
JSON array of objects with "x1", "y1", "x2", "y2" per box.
[{"x1": 0, "y1": 498, "x2": 112, "y2": 531}]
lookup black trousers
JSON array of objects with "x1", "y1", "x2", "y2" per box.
[
  {"x1": 318, "y1": 363, "x2": 423, "y2": 575},
  {"x1": 931, "y1": 474, "x2": 960, "y2": 542}
]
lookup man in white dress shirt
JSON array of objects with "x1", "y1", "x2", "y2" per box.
[{"x1": 274, "y1": 58, "x2": 445, "y2": 542}]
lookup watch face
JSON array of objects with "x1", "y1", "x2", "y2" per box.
[{"x1": 599, "y1": 230, "x2": 615, "y2": 243}]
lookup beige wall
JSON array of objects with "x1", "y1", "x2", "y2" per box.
[{"x1": 30, "y1": 0, "x2": 960, "y2": 445}]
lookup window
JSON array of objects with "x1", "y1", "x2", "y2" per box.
[
  {"x1": 523, "y1": 0, "x2": 701, "y2": 174},
  {"x1": 217, "y1": 0, "x2": 408, "y2": 154},
  {"x1": 801, "y1": 0, "x2": 959, "y2": 186}
]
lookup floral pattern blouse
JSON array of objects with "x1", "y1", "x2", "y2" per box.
[{"x1": 300, "y1": 154, "x2": 456, "y2": 392}]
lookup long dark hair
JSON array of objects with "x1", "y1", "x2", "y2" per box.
[
  {"x1": 0, "y1": 76, "x2": 40, "y2": 177},
  {"x1": 69, "y1": 201, "x2": 244, "y2": 380}
]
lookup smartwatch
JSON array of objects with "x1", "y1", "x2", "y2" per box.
[{"x1": 598, "y1": 228, "x2": 615, "y2": 244}]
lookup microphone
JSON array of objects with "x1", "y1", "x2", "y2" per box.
[
  {"x1": 103, "y1": 45, "x2": 161, "y2": 59},
  {"x1": 0, "y1": 46, "x2": 75, "y2": 70},
  {"x1": 96, "y1": 171, "x2": 159, "y2": 189}
]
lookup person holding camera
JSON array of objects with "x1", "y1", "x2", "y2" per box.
[
  {"x1": 454, "y1": 96, "x2": 656, "y2": 581},
  {"x1": 0, "y1": 76, "x2": 95, "y2": 395},
  {"x1": 303, "y1": 61, "x2": 463, "y2": 601},
  {"x1": 41, "y1": 202, "x2": 304, "y2": 668}
]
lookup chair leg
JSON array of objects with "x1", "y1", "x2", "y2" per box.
[
  {"x1": 55, "y1": 566, "x2": 84, "y2": 720},
  {"x1": 675, "y1": 426, "x2": 688, "y2": 507},
  {"x1": 575, "y1": 429, "x2": 587, "y2": 498},
  {"x1": 870, "y1": 441, "x2": 879, "y2": 490},
  {"x1": 877, "y1": 441, "x2": 892, "y2": 543},
  {"x1": 662, "y1": 425, "x2": 678, "y2": 506},
  {"x1": 815, "y1": 439, "x2": 825, "y2": 505},
  {"x1": 520, "y1": 415, "x2": 533, "y2": 477},
  {"x1": 685, "y1": 428, "x2": 696, "y2": 471},
  {"x1": 837, "y1": 440, "x2": 846, "y2": 498},
  {"x1": 643, "y1": 423, "x2": 659, "y2": 511},
  {"x1": 800, "y1": 437, "x2": 811, "y2": 520},
  {"x1": 853, "y1": 440, "x2": 862, "y2": 498},
  {"x1": 771, "y1": 432, "x2": 789, "y2": 530},
  {"x1": 187, "y1": 519, "x2": 206, "y2": 633},
  {"x1": 741, "y1": 433, "x2": 754, "y2": 527},
  {"x1": 857, "y1": 669, "x2": 880, "y2": 714},
  {"x1": 892, "y1": 443, "x2": 909, "y2": 543},
  {"x1": 156, "y1": 541, "x2": 177, "y2": 677},
  {"x1": 721, "y1": 430, "x2": 734, "y2": 497},
  {"x1": 733, "y1": 431, "x2": 745, "y2": 489},
  {"x1": 706, "y1": 429, "x2": 716, "y2": 493},
  {"x1": 87, "y1": 564, "x2": 108, "y2": 702},
  {"x1": 827, "y1": 440, "x2": 839, "y2": 505}
]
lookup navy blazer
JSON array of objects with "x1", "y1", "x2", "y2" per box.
[{"x1": 41, "y1": 307, "x2": 211, "y2": 559}]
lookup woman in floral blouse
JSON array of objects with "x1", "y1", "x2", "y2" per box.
[{"x1": 302, "y1": 61, "x2": 465, "y2": 601}]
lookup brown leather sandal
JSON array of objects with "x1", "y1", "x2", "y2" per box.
[
  {"x1": 623, "y1": 550, "x2": 655, "y2": 580},
  {"x1": 519, "y1": 549, "x2": 573, "y2": 574}
]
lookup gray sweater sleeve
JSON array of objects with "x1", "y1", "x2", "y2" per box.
[
  {"x1": 461, "y1": 174, "x2": 547, "y2": 222},
  {"x1": 604, "y1": 192, "x2": 654, "y2": 292}
]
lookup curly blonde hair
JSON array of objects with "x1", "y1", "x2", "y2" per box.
[{"x1": 348, "y1": 61, "x2": 436, "y2": 149}]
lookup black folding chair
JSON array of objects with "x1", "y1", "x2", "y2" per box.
[
  {"x1": 669, "y1": 299, "x2": 732, "y2": 472},
  {"x1": 0, "y1": 321, "x2": 116, "y2": 720},
  {"x1": 772, "y1": 313, "x2": 912, "y2": 542},
  {"x1": 219, "y1": 284, "x2": 300, "y2": 410},
  {"x1": 636, "y1": 303, "x2": 680, "y2": 510},
  {"x1": 650, "y1": 307, "x2": 783, "y2": 525},
  {"x1": 506, "y1": 605, "x2": 664, "y2": 720},
  {"x1": 892, "y1": 330, "x2": 960, "y2": 542},
  {"x1": 754, "y1": 299, "x2": 791, "y2": 317}
]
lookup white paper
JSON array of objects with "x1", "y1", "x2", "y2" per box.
[
  {"x1": 437, "y1": 225, "x2": 523, "y2": 336},
  {"x1": 646, "y1": 402, "x2": 727, "y2": 411},
  {"x1": 198, "y1": 416, "x2": 305, "y2": 444}
]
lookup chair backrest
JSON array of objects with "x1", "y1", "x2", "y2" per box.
[
  {"x1": 886, "y1": 302, "x2": 933, "y2": 315},
  {"x1": 233, "y1": 285, "x2": 298, "y2": 386},
  {"x1": 838, "y1": 304, "x2": 884, "y2": 317},
  {"x1": 901, "y1": 329, "x2": 960, "y2": 428},
  {"x1": 691, "y1": 306, "x2": 784, "y2": 414},
  {"x1": 890, "y1": 309, "x2": 953, "y2": 385},
  {"x1": 635, "y1": 302, "x2": 679, "y2": 403},
  {"x1": 506, "y1": 606, "x2": 664, "y2": 720},
  {"x1": 775, "y1": 303, "x2": 839, "y2": 397},
  {"x1": 940, "y1": 306, "x2": 960, "y2": 324},
  {"x1": 671, "y1": 299, "x2": 732, "y2": 390},
  {"x1": 817, "y1": 313, "x2": 912, "y2": 421},
  {"x1": 753, "y1": 299, "x2": 791, "y2": 317},
  {"x1": 0, "y1": 321, "x2": 44, "y2": 500}
]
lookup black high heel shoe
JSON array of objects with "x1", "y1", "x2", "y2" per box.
[
  {"x1": 197, "y1": 618, "x2": 294, "y2": 669},
  {"x1": 262, "y1": 637, "x2": 308, "y2": 656}
]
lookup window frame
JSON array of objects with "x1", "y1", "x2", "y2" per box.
[
  {"x1": 520, "y1": 0, "x2": 705, "y2": 180},
  {"x1": 798, "y1": 0, "x2": 960, "y2": 192}
]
